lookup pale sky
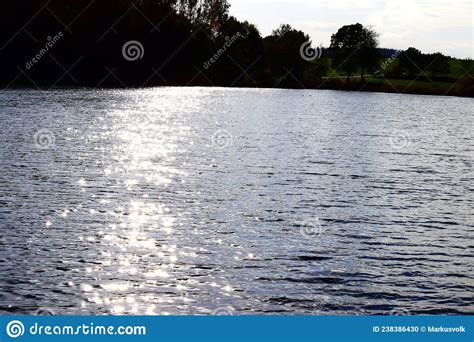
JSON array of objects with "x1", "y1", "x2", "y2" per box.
[{"x1": 229, "y1": 0, "x2": 473, "y2": 58}]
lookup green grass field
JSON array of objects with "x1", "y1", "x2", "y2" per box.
[
  {"x1": 322, "y1": 56, "x2": 472, "y2": 96},
  {"x1": 326, "y1": 57, "x2": 471, "y2": 80}
]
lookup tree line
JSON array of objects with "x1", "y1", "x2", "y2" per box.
[
  {"x1": 387, "y1": 47, "x2": 451, "y2": 79},
  {"x1": 0, "y1": 0, "x2": 471, "y2": 91}
]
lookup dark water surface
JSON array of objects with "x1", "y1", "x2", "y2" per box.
[{"x1": 0, "y1": 88, "x2": 473, "y2": 315}]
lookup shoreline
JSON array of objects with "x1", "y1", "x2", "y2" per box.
[
  {"x1": 314, "y1": 80, "x2": 473, "y2": 98},
  {"x1": 2, "y1": 82, "x2": 473, "y2": 98}
]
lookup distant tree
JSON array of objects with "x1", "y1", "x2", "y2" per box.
[
  {"x1": 398, "y1": 47, "x2": 424, "y2": 78},
  {"x1": 303, "y1": 60, "x2": 329, "y2": 86},
  {"x1": 0, "y1": 1, "x2": 460, "y2": 91},
  {"x1": 460, "y1": 58, "x2": 473, "y2": 74},
  {"x1": 425, "y1": 52, "x2": 451, "y2": 78},
  {"x1": 384, "y1": 64, "x2": 402, "y2": 79},
  {"x1": 263, "y1": 24, "x2": 311, "y2": 87},
  {"x1": 330, "y1": 23, "x2": 379, "y2": 81},
  {"x1": 205, "y1": 17, "x2": 265, "y2": 86},
  {"x1": 271, "y1": 24, "x2": 294, "y2": 37},
  {"x1": 175, "y1": 0, "x2": 230, "y2": 36}
]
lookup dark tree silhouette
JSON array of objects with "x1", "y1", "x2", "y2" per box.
[
  {"x1": 330, "y1": 23, "x2": 379, "y2": 81},
  {"x1": 461, "y1": 58, "x2": 473, "y2": 74},
  {"x1": 398, "y1": 48, "x2": 451, "y2": 78},
  {"x1": 205, "y1": 17, "x2": 265, "y2": 87},
  {"x1": 398, "y1": 47, "x2": 424, "y2": 77},
  {"x1": 263, "y1": 24, "x2": 312, "y2": 87},
  {"x1": 425, "y1": 52, "x2": 451, "y2": 78},
  {"x1": 0, "y1": 1, "x2": 468, "y2": 96},
  {"x1": 0, "y1": 1, "x2": 310, "y2": 88}
]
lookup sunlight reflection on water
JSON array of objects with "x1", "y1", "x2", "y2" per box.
[{"x1": 0, "y1": 88, "x2": 473, "y2": 315}]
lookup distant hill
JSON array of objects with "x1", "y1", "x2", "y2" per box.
[
  {"x1": 323, "y1": 48, "x2": 401, "y2": 59},
  {"x1": 377, "y1": 48, "x2": 402, "y2": 58}
]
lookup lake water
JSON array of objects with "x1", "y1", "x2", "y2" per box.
[{"x1": 0, "y1": 87, "x2": 473, "y2": 315}]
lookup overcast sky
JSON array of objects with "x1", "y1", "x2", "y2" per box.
[{"x1": 229, "y1": 0, "x2": 473, "y2": 58}]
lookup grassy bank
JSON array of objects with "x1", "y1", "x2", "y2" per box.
[
  {"x1": 313, "y1": 75, "x2": 473, "y2": 97},
  {"x1": 317, "y1": 56, "x2": 474, "y2": 97}
]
